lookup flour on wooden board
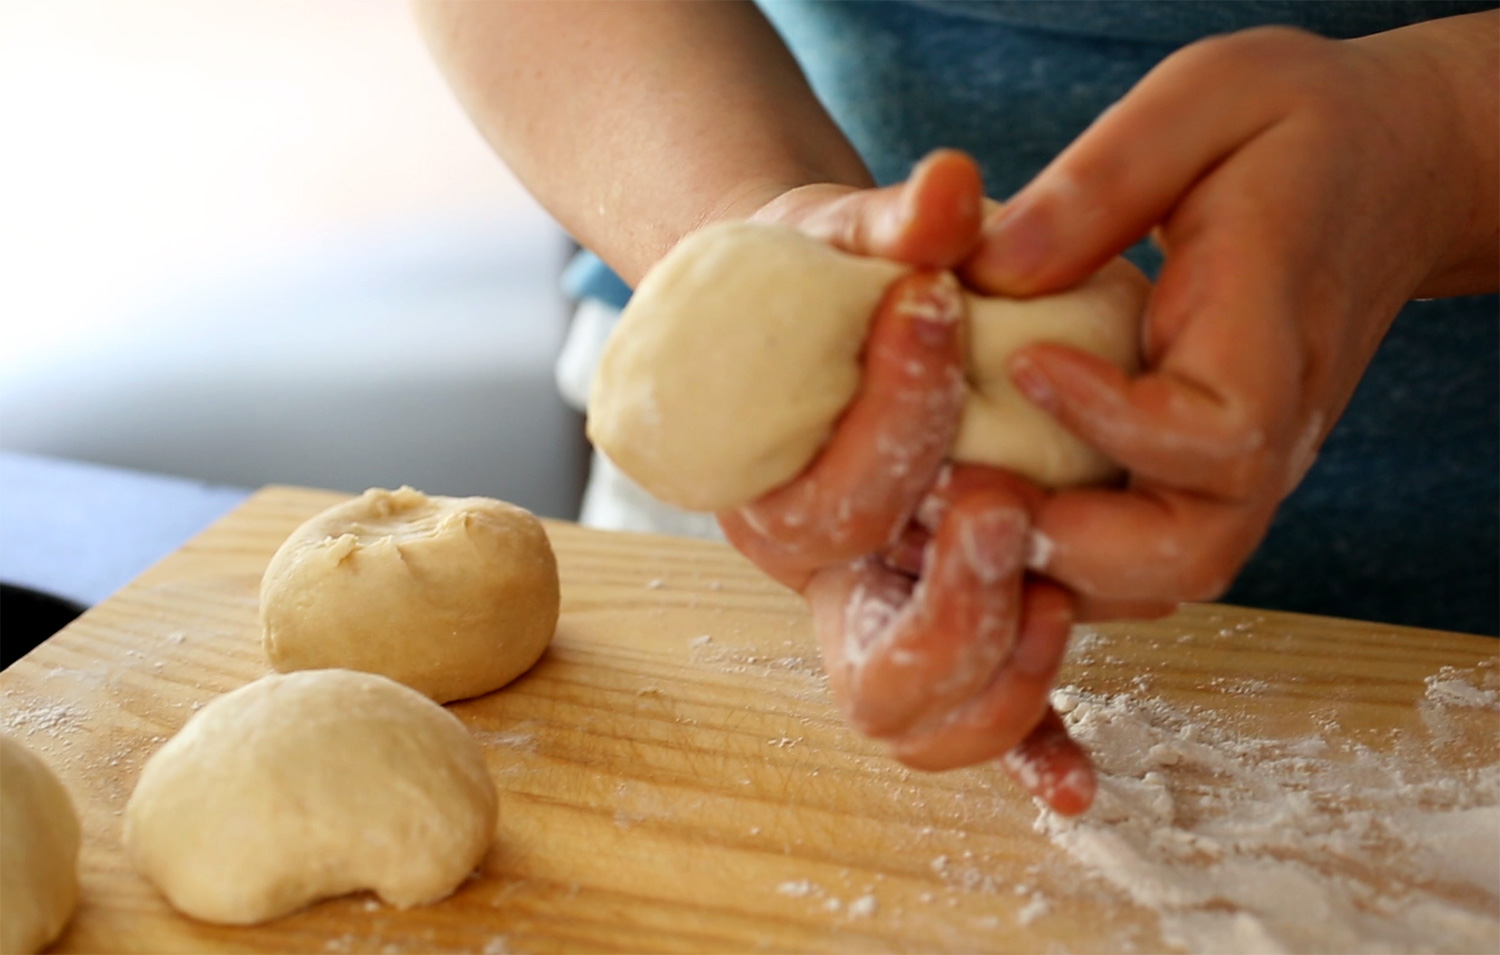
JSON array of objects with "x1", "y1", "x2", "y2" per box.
[{"x1": 1034, "y1": 659, "x2": 1499, "y2": 954}]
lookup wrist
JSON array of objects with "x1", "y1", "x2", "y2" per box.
[{"x1": 1354, "y1": 12, "x2": 1498, "y2": 297}]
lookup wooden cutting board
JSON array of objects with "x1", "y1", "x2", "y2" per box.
[{"x1": 1, "y1": 485, "x2": 1495, "y2": 953}]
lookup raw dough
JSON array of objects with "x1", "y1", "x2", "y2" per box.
[
  {"x1": 0, "y1": 735, "x2": 80, "y2": 955},
  {"x1": 123, "y1": 669, "x2": 497, "y2": 925},
  {"x1": 588, "y1": 221, "x2": 1148, "y2": 511},
  {"x1": 955, "y1": 263, "x2": 1145, "y2": 487},
  {"x1": 261, "y1": 486, "x2": 559, "y2": 703}
]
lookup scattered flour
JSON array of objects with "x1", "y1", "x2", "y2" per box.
[
  {"x1": 1035, "y1": 665, "x2": 1500, "y2": 955},
  {"x1": 847, "y1": 894, "x2": 879, "y2": 919},
  {"x1": 2, "y1": 701, "x2": 82, "y2": 735},
  {"x1": 777, "y1": 879, "x2": 816, "y2": 898},
  {"x1": 1425, "y1": 666, "x2": 1499, "y2": 709},
  {"x1": 1015, "y1": 894, "x2": 1050, "y2": 926}
]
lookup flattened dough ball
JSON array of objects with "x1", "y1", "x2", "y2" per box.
[
  {"x1": 588, "y1": 221, "x2": 1148, "y2": 511},
  {"x1": 123, "y1": 669, "x2": 497, "y2": 925},
  {"x1": 261, "y1": 487, "x2": 560, "y2": 703},
  {"x1": 0, "y1": 735, "x2": 80, "y2": 954}
]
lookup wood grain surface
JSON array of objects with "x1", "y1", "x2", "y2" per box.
[{"x1": 1, "y1": 485, "x2": 1495, "y2": 953}]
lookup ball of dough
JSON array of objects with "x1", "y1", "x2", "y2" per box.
[
  {"x1": 587, "y1": 221, "x2": 1148, "y2": 511},
  {"x1": 261, "y1": 487, "x2": 559, "y2": 703},
  {"x1": 0, "y1": 735, "x2": 80, "y2": 955},
  {"x1": 123, "y1": 669, "x2": 497, "y2": 925},
  {"x1": 588, "y1": 221, "x2": 908, "y2": 511}
]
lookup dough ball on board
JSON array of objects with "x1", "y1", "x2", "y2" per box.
[
  {"x1": 123, "y1": 669, "x2": 497, "y2": 925},
  {"x1": 0, "y1": 735, "x2": 80, "y2": 955},
  {"x1": 261, "y1": 487, "x2": 559, "y2": 703},
  {"x1": 588, "y1": 221, "x2": 1148, "y2": 511}
]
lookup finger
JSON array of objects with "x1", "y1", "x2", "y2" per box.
[
  {"x1": 1071, "y1": 595, "x2": 1178, "y2": 623},
  {"x1": 720, "y1": 270, "x2": 965, "y2": 586},
  {"x1": 767, "y1": 149, "x2": 986, "y2": 269},
  {"x1": 882, "y1": 521, "x2": 932, "y2": 578},
  {"x1": 1008, "y1": 343, "x2": 1277, "y2": 501},
  {"x1": 962, "y1": 31, "x2": 1302, "y2": 296},
  {"x1": 800, "y1": 486, "x2": 1031, "y2": 739},
  {"x1": 999, "y1": 708, "x2": 1097, "y2": 816},
  {"x1": 847, "y1": 486, "x2": 1030, "y2": 738},
  {"x1": 883, "y1": 462, "x2": 1047, "y2": 576},
  {"x1": 802, "y1": 556, "x2": 912, "y2": 719},
  {"x1": 1028, "y1": 486, "x2": 1276, "y2": 603},
  {"x1": 884, "y1": 579, "x2": 1075, "y2": 771}
]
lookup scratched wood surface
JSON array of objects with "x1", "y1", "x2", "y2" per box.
[{"x1": 0, "y1": 485, "x2": 1494, "y2": 953}]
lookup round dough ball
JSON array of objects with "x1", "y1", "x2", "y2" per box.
[
  {"x1": 123, "y1": 669, "x2": 497, "y2": 925},
  {"x1": 588, "y1": 221, "x2": 907, "y2": 511},
  {"x1": 0, "y1": 735, "x2": 80, "y2": 955},
  {"x1": 587, "y1": 221, "x2": 1147, "y2": 511},
  {"x1": 261, "y1": 487, "x2": 559, "y2": 703}
]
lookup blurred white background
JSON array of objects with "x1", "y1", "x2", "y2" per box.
[{"x1": 0, "y1": 0, "x2": 584, "y2": 518}]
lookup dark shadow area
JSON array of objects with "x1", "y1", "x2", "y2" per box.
[{"x1": 1, "y1": 582, "x2": 85, "y2": 669}]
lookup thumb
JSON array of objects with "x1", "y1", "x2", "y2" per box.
[
  {"x1": 962, "y1": 34, "x2": 1284, "y2": 296},
  {"x1": 755, "y1": 149, "x2": 987, "y2": 270}
]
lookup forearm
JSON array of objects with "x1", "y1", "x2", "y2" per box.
[
  {"x1": 412, "y1": 0, "x2": 872, "y2": 285},
  {"x1": 1354, "y1": 10, "x2": 1498, "y2": 298}
]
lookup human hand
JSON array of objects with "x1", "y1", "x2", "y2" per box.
[
  {"x1": 962, "y1": 21, "x2": 1498, "y2": 616},
  {"x1": 718, "y1": 151, "x2": 1096, "y2": 814}
]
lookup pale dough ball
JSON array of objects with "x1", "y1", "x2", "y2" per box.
[
  {"x1": 261, "y1": 487, "x2": 559, "y2": 703},
  {"x1": 588, "y1": 222, "x2": 907, "y2": 511},
  {"x1": 0, "y1": 736, "x2": 80, "y2": 955},
  {"x1": 122, "y1": 669, "x2": 497, "y2": 925},
  {"x1": 588, "y1": 221, "x2": 1147, "y2": 511}
]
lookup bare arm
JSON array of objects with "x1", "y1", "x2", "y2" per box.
[{"x1": 411, "y1": 0, "x2": 873, "y2": 284}]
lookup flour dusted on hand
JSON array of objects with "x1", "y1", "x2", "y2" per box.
[{"x1": 587, "y1": 221, "x2": 1147, "y2": 511}]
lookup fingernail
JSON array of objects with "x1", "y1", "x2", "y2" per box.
[
  {"x1": 958, "y1": 509, "x2": 1024, "y2": 584},
  {"x1": 897, "y1": 272, "x2": 963, "y2": 347},
  {"x1": 1024, "y1": 530, "x2": 1055, "y2": 571},
  {"x1": 1009, "y1": 354, "x2": 1057, "y2": 412},
  {"x1": 980, "y1": 199, "x2": 1051, "y2": 282}
]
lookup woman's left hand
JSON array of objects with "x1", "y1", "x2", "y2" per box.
[{"x1": 962, "y1": 16, "x2": 1497, "y2": 619}]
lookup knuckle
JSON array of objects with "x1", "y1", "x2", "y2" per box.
[
  {"x1": 1173, "y1": 523, "x2": 1258, "y2": 601},
  {"x1": 1161, "y1": 26, "x2": 1347, "y2": 120},
  {"x1": 1176, "y1": 560, "x2": 1232, "y2": 603},
  {"x1": 1174, "y1": 25, "x2": 1325, "y2": 79},
  {"x1": 1210, "y1": 448, "x2": 1268, "y2": 502}
]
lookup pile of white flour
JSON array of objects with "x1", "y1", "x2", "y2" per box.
[{"x1": 1036, "y1": 659, "x2": 1499, "y2": 954}]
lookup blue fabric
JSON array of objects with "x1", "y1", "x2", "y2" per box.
[
  {"x1": 564, "y1": 1, "x2": 1499, "y2": 634},
  {"x1": 907, "y1": 1, "x2": 1491, "y2": 42}
]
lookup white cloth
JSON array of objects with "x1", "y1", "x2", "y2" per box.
[{"x1": 558, "y1": 299, "x2": 724, "y2": 540}]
